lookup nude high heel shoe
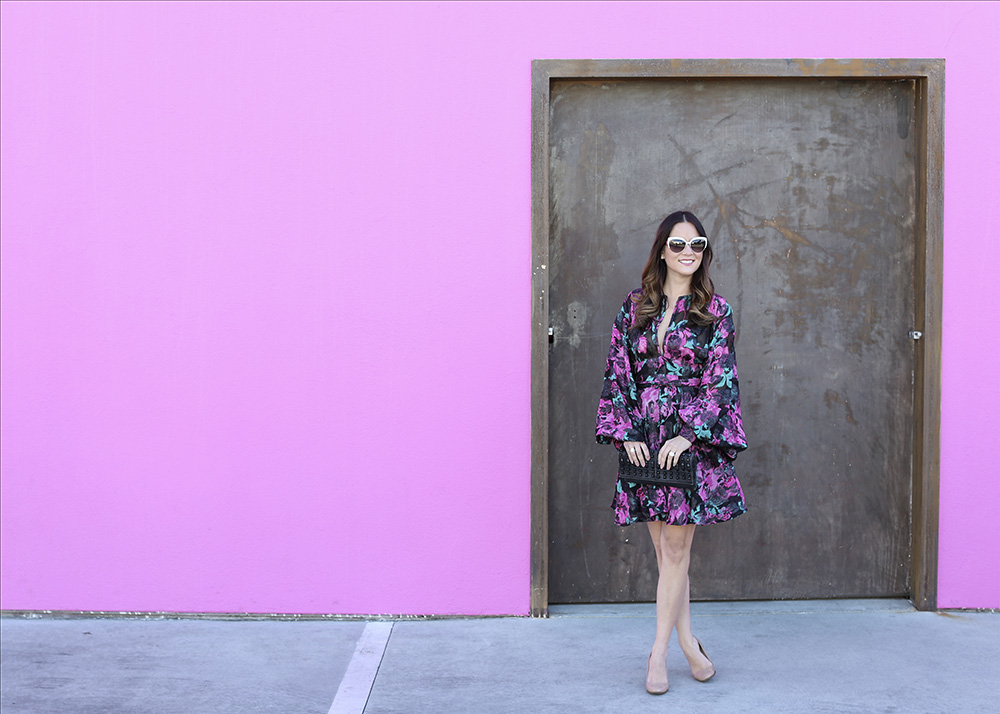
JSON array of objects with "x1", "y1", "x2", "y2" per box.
[
  {"x1": 690, "y1": 638, "x2": 716, "y2": 682},
  {"x1": 646, "y1": 653, "x2": 669, "y2": 695}
]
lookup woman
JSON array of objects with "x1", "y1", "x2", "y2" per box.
[{"x1": 595, "y1": 210, "x2": 748, "y2": 695}]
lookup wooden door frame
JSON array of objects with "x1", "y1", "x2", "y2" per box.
[{"x1": 530, "y1": 58, "x2": 945, "y2": 616}]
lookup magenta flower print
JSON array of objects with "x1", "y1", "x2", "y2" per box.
[{"x1": 596, "y1": 291, "x2": 748, "y2": 526}]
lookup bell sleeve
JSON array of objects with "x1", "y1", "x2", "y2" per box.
[
  {"x1": 677, "y1": 302, "x2": 749, "y2": 458},
  {"x1": 595, "y1": 296, "x2": 645, "y2": 449}
]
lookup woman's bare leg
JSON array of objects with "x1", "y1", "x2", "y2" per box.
[
  {"x1": 675, "y1": 573, "x2": 694, "y2": 646},
  {"x1": 674, "y1": 574, "x2": 714, "y2": 676},
  {"x1": 644, "y1": 522, "x2": 696, "y2": 690}
]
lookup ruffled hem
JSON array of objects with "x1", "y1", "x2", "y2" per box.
[
  {"x1": 613, "y1": 498, "x2": 748, "y2": 527},
  {"x1": 611, "y1": 471, "x2": 748, "y2": 526}
]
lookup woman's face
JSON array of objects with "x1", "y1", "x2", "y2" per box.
[{"x1": 661, "y1": 221, "x2": 705, "y2": 278}]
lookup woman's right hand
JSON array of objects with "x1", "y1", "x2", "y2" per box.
[{"x1": 623, "y1": 441, "x2": 650, "y2": 467}]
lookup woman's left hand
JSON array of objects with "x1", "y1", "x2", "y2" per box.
[{"x1": 658, "y1": 436, "x2": 693, "y2": 469}]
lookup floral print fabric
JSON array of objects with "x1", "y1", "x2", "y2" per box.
[{"x1": 596, "y1": 290, "x2": 748, "y2": 526}]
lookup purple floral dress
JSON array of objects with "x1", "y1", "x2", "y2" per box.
[{"x1": 596, "y1": 290, "x2": 748, "y2": 526}]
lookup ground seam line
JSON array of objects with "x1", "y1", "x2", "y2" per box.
[{"x1": 327, "y1": 621, "x2": 394, "y2": 714}]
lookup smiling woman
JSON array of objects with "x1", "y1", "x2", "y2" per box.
[{"x1": 595, "y1": 210, "x2": 748, "y2": 695}]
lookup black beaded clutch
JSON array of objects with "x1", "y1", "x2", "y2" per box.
[{"x1": 618, "y1": 448, "x2": 696, "y2": 488}]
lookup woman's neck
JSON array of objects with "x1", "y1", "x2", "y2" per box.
[{"x1": 663, "y1": 274, "x2": 692, "y2": 300}]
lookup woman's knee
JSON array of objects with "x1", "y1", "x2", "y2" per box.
[{"x1": 658, "y1": 526, "x2": 693, "y2": 565}]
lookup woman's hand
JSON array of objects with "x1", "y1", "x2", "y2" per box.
[
  {"x1": 658, "y1": 436, "x2": 693, "y2": 469},
  {"x1": 623, "y1": 441, "x2": 650, "y2": 467}
]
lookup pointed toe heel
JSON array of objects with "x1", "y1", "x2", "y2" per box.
[
  {"x1": 691, "y1": 639, "x2": 716, "y2": 682},
  {"x1": 646, "y1": 654, "x2": 669, "y2": 695}
]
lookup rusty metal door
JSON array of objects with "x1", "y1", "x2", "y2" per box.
[{"x1": 547, "y1": 78, "x2": 916, "y2": 602}]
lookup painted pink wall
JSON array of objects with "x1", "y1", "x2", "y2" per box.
[{"x1": 1, "y1": 2, "x2": 997, "y2": 614}]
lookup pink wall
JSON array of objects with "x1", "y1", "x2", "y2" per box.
[{"x1": 1, "y1": 1, "x2": 997, "y2": 614}]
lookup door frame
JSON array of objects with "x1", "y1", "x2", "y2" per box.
[{"x1": 529, "y1": 58, "x2": 945, "y2": 616}]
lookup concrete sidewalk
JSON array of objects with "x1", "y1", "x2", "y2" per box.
[{"x1": 1, "y1": 600, "x2": 997, "y2": 714}]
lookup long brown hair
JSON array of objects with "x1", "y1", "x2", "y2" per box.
[{"x1": 632, "y1": 211, "x2": 717, "y2": 331}]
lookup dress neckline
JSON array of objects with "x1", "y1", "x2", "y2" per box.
[
  {"x1": 659, "y1": 293, "x2": 690, "y2": 317},
  {"x1": 654, "y1": 294, "x2": 688, "y2": 352}
]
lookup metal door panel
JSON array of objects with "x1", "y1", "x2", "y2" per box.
[{"x1": 547, "y1": 78, "x2": 916, "y2": 602}]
